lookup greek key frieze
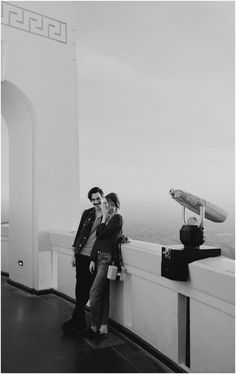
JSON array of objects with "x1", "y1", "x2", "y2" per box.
[{"x1": 1, "y1": 2, "x2": 67, "y2": 44}]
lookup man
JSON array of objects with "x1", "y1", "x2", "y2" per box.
[{"x1": 62, "y1": 186, "x2": 104, "y2": 333}]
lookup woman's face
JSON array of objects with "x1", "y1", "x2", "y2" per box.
[
  {"x1": 104, "y1": 199, "x2": 109, "y2": 209},
  {"x1": 106, "y1": 199, "x2": 115, "y2": 212}
]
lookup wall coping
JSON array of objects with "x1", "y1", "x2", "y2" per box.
[
  {"x1": 49, "y1": 229, "x2": 235, "y2": 311},
  {"x1": 49, "y1": 229, "x2": 235, "y2": 271}
]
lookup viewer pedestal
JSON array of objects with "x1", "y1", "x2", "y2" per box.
[{"x1": 161, "y1": 245, "x2": 221, "y2": 281}]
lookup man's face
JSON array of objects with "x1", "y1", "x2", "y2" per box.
[{"x1": 91, "y1": 192, "x2": 103, "y2": 210}]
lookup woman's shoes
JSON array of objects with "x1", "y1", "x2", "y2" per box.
[
  {"x1": 84, "y1": 326, "x2": 109, "y2": 339},
  {"x1": 99, "y1": 325, "x2": 109, "y2": 338}
]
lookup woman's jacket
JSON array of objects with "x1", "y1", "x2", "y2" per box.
[{"x1": 90, "y1": 214, "x2": 123, "y2": 266}]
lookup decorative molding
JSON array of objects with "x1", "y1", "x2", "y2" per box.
[{"x1": 1, "y1": 1, "x2": 67, "y2": 44}]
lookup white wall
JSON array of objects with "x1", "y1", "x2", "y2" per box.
[
  {"x1": 1, "y1": 117, "x2": 9, "y2": 222},
  {"x1": 1, "y1": 1, "x2": 80, "y2": 289},
  {"x1": 191, "y1": 299, "x2": 234, "y2": 373},
  {"x1": 2, "y1": 1, "x2": 80, "y2": 231},
  {"x1": 49, "y1": 230, "x2": 235, "y2": 373}
]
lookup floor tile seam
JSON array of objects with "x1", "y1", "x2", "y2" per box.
[
  {"x1": 38, "y1": 294, "x2": 73, "y2": 315},
  {"x1": 138, "y1": 348, "x2": 175, "y2": 373},
  {"x1": 79, "y1": 337, "x2": 105, "y2": 351},
  {"x1": 110, "y1": 329, "x2": 174, "y2": 373},
  {"x1": 36, "y1": 298, "x2": 77, "y2": 322},
  {"x1": 111, "y1": 344, "x2": 142, "y2": 373},
  {"x1": 2, "y1": 345, "x2": 94, "y2": 360},
  {"x1": 111, "y1": 346, "x2": 159, "y2": 373}
]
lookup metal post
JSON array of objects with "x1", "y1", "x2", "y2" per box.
[
  {"x1": 199, "y1": 205, "x2": 205, "y2": 228},
  {"x1": 182, "y1": 206, "x2": 187, "y2": 224}
]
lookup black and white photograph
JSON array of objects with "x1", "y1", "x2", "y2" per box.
[{"x1": 1, "y1": 1, "x2": 235, "y2": 373}]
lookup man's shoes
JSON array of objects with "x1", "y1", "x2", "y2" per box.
[
  {"x1": 62, "y1": 319, "x2": 85, "y2": 334},
  {"x1": 83, "y1": 327, "x2": 99, "y2": 339}
]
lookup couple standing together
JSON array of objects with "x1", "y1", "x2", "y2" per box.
[{"x1": 62, "y1": 187, "x2": 123, "y2": 338}]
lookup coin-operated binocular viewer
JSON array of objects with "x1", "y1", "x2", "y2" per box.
[{"x1": 161, "y1": 189, "x2": 227, "y2": 281}]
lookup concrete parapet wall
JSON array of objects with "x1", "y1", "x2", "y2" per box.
[
  {"x1": 2, "y1": 228, "x2": 234, "y2": 372},
  {"x1": 49, "y1": 230, "x2": 235, "y2": 373}
]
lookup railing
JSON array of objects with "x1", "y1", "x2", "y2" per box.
[{"x1": 1, "y1": 226, "x2": 235, "y2": 373}]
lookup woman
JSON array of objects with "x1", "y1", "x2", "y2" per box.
[{"x1": 88, "y1": 192, "x2": 123, "y2": 337}]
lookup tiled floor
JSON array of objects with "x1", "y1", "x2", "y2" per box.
[{"x1": 1, "y1": 276, "x2": 174, "y2": 373}]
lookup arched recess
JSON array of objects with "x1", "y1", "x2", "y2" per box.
[{"x1": 1, "y1": 80, "x2": 38, "y2": 289}]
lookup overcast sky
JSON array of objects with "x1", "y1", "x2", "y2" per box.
[{"x1": 76, "y1": 1, "x2": 234, "y2": 222}]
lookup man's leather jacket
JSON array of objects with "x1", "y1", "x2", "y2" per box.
[{"x1": 72, "y1": 207, "x2": 96, "y2": 254}]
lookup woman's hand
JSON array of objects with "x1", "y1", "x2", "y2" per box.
[
  {"x1": 101, "y1": 201, "x2": 109, "y2": 222},
  {"x1": 89, "y1": 261, "x2": 95, "y2": 274}
]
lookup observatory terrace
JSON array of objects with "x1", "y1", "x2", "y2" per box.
[
  {"x1": 1, "y1": 226, "x2": 235, "y2": 372},
  {"x1": 1, "y1": 1, "x2": 234, "y2": 373}
]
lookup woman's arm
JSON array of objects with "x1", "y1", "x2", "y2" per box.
[{"x1": 96, "y1": 214, "x2": 123, "y2": 239}]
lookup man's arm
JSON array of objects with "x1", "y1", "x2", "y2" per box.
[{"x1": 72, "y1": 210, "x2": 89, "y2": 247}]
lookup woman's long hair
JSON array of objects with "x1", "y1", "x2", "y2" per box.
[{"x1": 105, "y1": 199, "x2": 118, "y2": 224}]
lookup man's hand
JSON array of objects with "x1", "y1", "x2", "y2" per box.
[{"x1": 89, "y1": 261, "x2": 95, "y2": 274}]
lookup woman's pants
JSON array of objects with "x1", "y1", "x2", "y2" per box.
[{"x1": 90, "y1": 252, "x2": 112, "y2": 329}]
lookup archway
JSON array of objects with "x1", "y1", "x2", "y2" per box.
[
  {"x1": 1, "y1": 115, "x2": 9, "y2": 223},
  {"x1": 1, "y1": 81, "x2": 38, "y2": 289}
]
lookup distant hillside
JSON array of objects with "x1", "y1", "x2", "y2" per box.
[{"x1": 124, "y1": 221, "x2": 235, "y2": 260}]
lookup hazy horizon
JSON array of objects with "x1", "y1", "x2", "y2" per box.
[
  {"x1": 75, "y1": 2, "x2": 235, "y2": 259},
  {"x1": 79, "y1": 197, "x2": 235, "y2": 260},
  {"x1": 76, "y1": 2, "x2": 234, "y2": 223}
]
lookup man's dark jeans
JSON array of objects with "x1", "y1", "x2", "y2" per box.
[{"x1": 72, "y1": 253, "x2": 95, "y2": 328}]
